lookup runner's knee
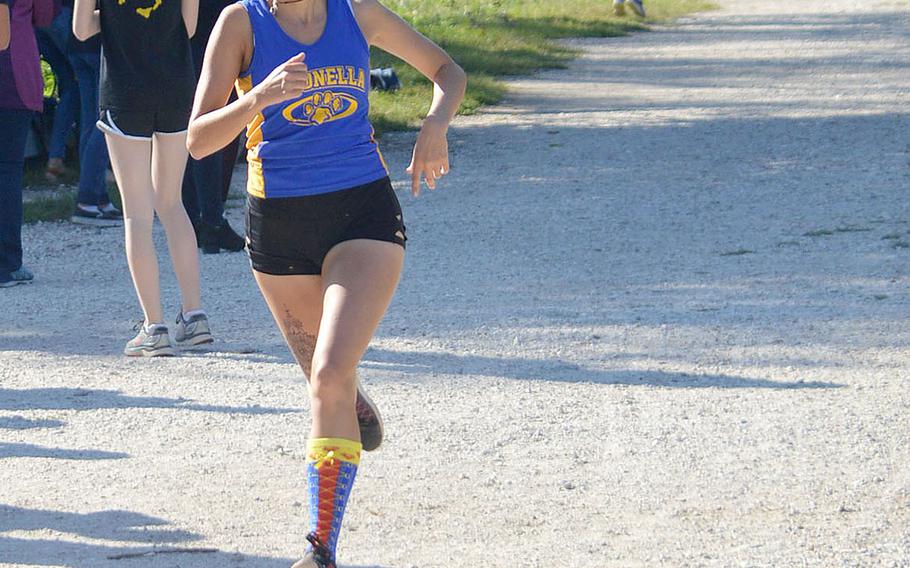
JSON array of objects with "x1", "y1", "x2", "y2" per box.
[{"x1": 310, "y1": 356, "x2": 356, "y2": 403}]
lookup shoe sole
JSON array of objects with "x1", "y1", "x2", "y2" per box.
[
  {"x1": 0, "y1": 280, "x2": 27, "y2": 288},
  {"x1": 178, "y1": 333, "x2": 214, "y2": 346},
  {"x1": 71, "y1": 216, "x2": 122, "y2": 228},
  {"x1": 356, "y1": 383, "x2": 384, "y2": 452},
  {"x1": 124, "y1": 346, "x2": 176, "y2": 357}
]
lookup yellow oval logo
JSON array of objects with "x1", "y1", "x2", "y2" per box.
[{"x1": 282, "y1": 91, "x2": 359, "y2": 127}]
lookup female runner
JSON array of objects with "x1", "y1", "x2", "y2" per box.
[
  {"x1": 74, "y1": 0, "x2": 213, "y2": 355},
  {"x1": 187, "y1": 0, "x2": 465, "y2": 565}
]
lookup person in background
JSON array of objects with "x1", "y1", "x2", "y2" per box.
[
  {"x1": 181, "y1": 0, "x2": 244, "y2": 254},
  {"x1": 613, "y1": 0, "x2": 645, "y2": 17},
  {"x1": 74, "y1": 0, "x2": 213, "y2": 354},
  {"x1": 0, "y1": 0, "x2": 56, "y2": 288},
  {"x1": 66, "y1": 0, "x2": 120, "y2": 225},
  {"x1": 35, "y1": 4, "x2": 77, "y2": 182},
  {"x1": 1, "y1": 0, "x2": 10, "y2": 49}
]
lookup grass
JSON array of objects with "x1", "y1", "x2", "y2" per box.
[
  {"x1": 24, "y1": 0, "x2": 711, "y2": 222},
  {"x1": 368, "y1": 0, "x2": 713, "y2": 132},
  {"x1": 24, "y1": 193, "x2": 76, "y2": 223}
]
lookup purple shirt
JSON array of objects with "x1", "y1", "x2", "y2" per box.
[{"x1": 0, "y1": 0, "x2": 57, "y2": 111}]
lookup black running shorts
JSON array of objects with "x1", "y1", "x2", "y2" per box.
[
  {"x1": 97, "y1": 107, "x2": 191, "y2": 139},
  {"x1": 246, "y1": 176, "x2": 407, "y2": 276}
]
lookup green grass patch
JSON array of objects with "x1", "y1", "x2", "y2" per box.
[
  {"x1": 24, "y1": 193, "x2": 76, "y2": 223},
  {"x1": 368, "y1": 0, "x2": 713, "y2": 132}
]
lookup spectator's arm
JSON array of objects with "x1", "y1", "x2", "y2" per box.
[
  {"x1": 182, "y1": 0, "x2": 198, "y2": 38},
  {"x1": 33, "y1": 0, "x2": 59, "y2": 28},
  {"x1": 72, "y1": 0, "x2": 99, "y2": 40},
  {"x1": 0, "y1": 3, "x2": 9, "y2": 51}
]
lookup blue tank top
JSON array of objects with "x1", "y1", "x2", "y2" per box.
[{"x1": 236, "y1": 0, "x2": 388, "y2": 199}]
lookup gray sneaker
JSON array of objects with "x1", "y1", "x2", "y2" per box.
[
  {"x1": 174, "y1": 311, "x2": 214, "y2": 346},
  {"x1": 627, "y1": 0, "x2": 646, "y2": 17},
  {"x1": 124, "y1": 324, "x2": 175, "y2": 357}
]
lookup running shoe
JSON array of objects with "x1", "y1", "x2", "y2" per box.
[
  {"x1": 0, "y1": 274, "x2": 22, "y2": 288},
  {"x1": 0, "y1": 267, "x2": 34, "y2": 288},
  {"x1": 291, "y1": 533, "x2": 336, "y2": 568},
  {"x1": 613, "y1": 0, "x2": 625, "y2": 16},
  {"x1": 627, "y1": 0, "x2": 646, "y2": 17},
  {"x1": 356, "y1": 378, "x2": 384, "y2": 452},
  {"x1": 174, "y1": 311, "x2": 214, "y2": 346},
  {"x1": 124, "y1": 324, "x2": 175, "y2": 357},
  {"x1": 71, "y1": 204, "x2": 121, "y2": 227},
  {"x1": 99, "y1": 203, "x2": 124, "y2": 222}
]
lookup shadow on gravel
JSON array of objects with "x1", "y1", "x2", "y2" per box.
[
  {"x1": 363, "y1": 348, "x2": 842, "y2": 389},
  {"x1": 0, "y1": 507, "x2": 393, "y2": 567},
  {"x1": 0, "y1": 506, "x2": 200, "y2": 543},
  {"x1": 0, "y1": 442, "x2": 128, "y2": 460},
  {"x1": 0, "y1": 387, "x2": 300, "y2": 415},
  {"x1": 0, "y1": 536, "x2": 301, "y2": 567}
]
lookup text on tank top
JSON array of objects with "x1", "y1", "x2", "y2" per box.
[{"x1": 235, "y1": 0, "x2": 388, "y2": 199}]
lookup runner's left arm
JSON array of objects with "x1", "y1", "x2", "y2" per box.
[{"x1": 353, "y1": 0, "x2": 466, "y2": 196}]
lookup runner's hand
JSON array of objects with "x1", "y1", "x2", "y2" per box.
[
  {"x1": 406, "y1": 116, "x2": 450, "y2": 197},
  {"x1": 253, "y1": 52, "x2": 309, "y2": 107}
]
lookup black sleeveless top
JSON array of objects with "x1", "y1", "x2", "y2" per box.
[{"x1": 98, "y1": 0, "x2": 195, "y2": 113}]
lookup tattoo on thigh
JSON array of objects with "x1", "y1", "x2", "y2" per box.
[{"x1": 282, "y1": 309, "x2": 316, "y2": 377}]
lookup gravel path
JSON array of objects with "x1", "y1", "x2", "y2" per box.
[{"x1": 2, "y1": 0, "x2": 910, "y2": 565}]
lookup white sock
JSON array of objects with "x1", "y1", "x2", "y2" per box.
[
  {"x1": 145, "y1": 322, "x2": 166, "y2": 333},
  {"x1": 182, "y1": 309, "x2": 207, "y2": 321}
]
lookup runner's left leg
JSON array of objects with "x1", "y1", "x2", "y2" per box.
[{"x1": 256, "y1": 238, "x2": 403, "y2": 566}]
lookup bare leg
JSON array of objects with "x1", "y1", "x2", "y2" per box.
[
  {"x1": 254, "y1": 239, "x2": 403, "y2": 439},
  {"x1": 256, "y1": 239, "x2": 402, "y2": 566},
  {"x1": 311, "y1": 239, "x2": 404, "y2": 440},
  {"x1": 151, "y1": 131, "x2": 201, "y2": 314},
  {"x1": 253, "y1": 270, "x2": 324, "y2": 377},
  {"x1": 105, "y1": 133, "x2": 161, "y2": 324}
]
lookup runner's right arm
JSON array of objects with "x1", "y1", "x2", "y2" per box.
[{"x1": 187, "y1": 5, "x2": 309, "y2": 159}]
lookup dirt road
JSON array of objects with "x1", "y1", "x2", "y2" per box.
[{"x1": 2, "y1": 0, "x2": 909, "y2": 565}]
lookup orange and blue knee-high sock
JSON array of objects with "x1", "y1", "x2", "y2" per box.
[{"x1": 306, "y1": 438, "x2": 361, "y2": 563}]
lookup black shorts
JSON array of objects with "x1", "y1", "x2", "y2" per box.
[
  {"x1": 246, "y1": 176, "x2": 407, "y2": 276},
  {"x1": 97, "y1": 107, "x2": 190, "y2": 139}
]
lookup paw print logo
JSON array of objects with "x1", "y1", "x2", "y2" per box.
[
  {"x1": 282, "y1": 90, "x2": 358, "y2": 127},
  {"x1": 303, "y1": 92, "x2": 345, "y2": 125},
  {"x1": 117, "y1": 0, "x2": 163, "y2": 19}
]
